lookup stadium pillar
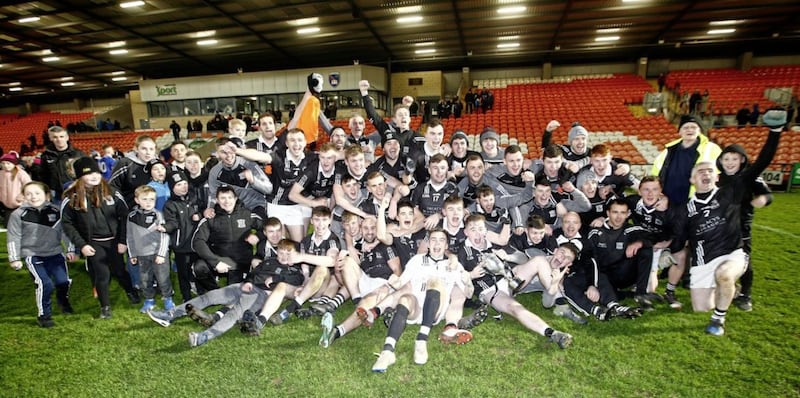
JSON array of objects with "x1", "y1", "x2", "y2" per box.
[
  {"x1": 462, "y1": 67, "x2": 471, "y2": 90},
  {"x1": 21, "y1": 103, "x2": 38, "y2": 115},
  {"x1": 543, "y1": 62, "x2": 552, "y2": 79},
  {"x1": 637, "y1": 57, "x2": 648, "y2": 78},
  {"x1": 738, "y1": 52, "x2": 753, "y2": 71}
]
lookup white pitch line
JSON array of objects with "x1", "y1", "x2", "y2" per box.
[{"x1": 753, "y1": 224, "x2": 800, "y2": 239}]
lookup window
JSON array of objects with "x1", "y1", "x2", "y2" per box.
[
  {"x1": 217, "y1": 98, "x2": 235, "y2": 116},
  {"x1": 167, "y1": 101, "x2": 182, "y2": 116},
  {"x1": 259, "y1": 95, "x2": 277, "y2": 113},
  {"x1": 202, "y1": 99, "x2": 216, "y2": 114},
  {"x1": 148, "y1": 102, "x2": 168, "y2": 117},
  {"x1": 183, "y1": 100, "x2": 200, "y2": 116},
  {"x1": 338, "y1": 90, "x2": 361, "y2": 108}
]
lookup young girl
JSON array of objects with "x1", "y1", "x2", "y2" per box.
[
  {"x1": 0, "y1": 152, "x2": 32, "y2": 228},
  {"x1": 61, "y1": 157, "x2": 140, "y2": 319},
  {"x1": 7, "y1": 181, "x2": 76, "y2": 327}
]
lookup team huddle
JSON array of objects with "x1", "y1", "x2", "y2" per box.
[{"x1": 7, "y1": 81, "x2": 788, "y2": 373}]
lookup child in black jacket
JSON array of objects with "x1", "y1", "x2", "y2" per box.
[
  {"x1": 163, "y1": 171, "x2": 202, "y2": 302},
  {"x1": 61, "y1": 157, "x2": 140, "y2": 319}
]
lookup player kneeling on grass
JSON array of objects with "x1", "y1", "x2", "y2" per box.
[
  {"x1": 457, "y1": 214, "x2": 574, "y2": 349},
  {"x1": 8, "y1": 181, "x2": 77, "y2": 328},
  {"x1": 147, "y1": 239, "x2": 303, "y2": 347},
  {"x1": 671, "y1": 107, "x2": 786, "y2": 336}
]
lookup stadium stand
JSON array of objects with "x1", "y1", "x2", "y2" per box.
[
  {"x1": 68, "y1": 130, "x2": 170, "y2": 154},
  {"x1": 440, "y1": 74, "x2": 674, "y2": 165},
  {"x1": 0, "y1": 111, "x2": 94, "y2": 152},
  {"x1": 710, "y1": 125, "x2": 800, "y2": 169},
  {"x1": 665, "y1": 66, "x2": 800, "y2": 115}
]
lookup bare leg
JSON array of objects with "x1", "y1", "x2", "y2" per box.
[
  {"x1": 668, "y1": 247, "x2": 688, "y2": 287},
  {"x1": 341, "y1": 257, "x2": 362, "y2": 299},
  {"x1": 295, "y1": 266, "x2": 329, "y2": 304},
  {"x1": 691, "y1": 287, "x2": 715, "y2": 312},
  {"x1": 714, "y1": 260, "x2": 746, "y2": 311},
  {"x1": 490, "y1": 292, "x2": 550, "y2": 336},
  {"x1": 258, "y1": 283, "x2": 289, "y2": 319},
  {"x1": 444, "y1": 285, "x2": 466, "y2": 324}
]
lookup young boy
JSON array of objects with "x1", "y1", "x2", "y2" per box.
[
  {"x1": 331, "y1": 173, "x2": 367, "y2": 237},
  {"x1": 239, "y1": 237, "x2": 335, "y2": 335},
  {"x1": 110, "y1": 135, "x2": 157, "y2": 206},
  {"x1": 269, "y1": 206, "x2": 341, "y2": 323},
  {"x1": 127, "y1": 185, "x2": 173, "y2": 312},
  {"x1": 98, "y1": 144, "x2": 117, "y2": 180},
  {"x1": 145, "y1": 159, "x2": 170, "y2": 211},
  {"x1": 163, "y1": 172, "x2": 201, "y2": 302},
  {"x1": 716, "y1": 144, "x2": 773, "y2": 311},
  {"x1": 509, "y1": 215, "x2": 558, "y2": 257},
  {"x1": 440, "y1": 194, "x2": 467, "y2": 251},
  {"x1": 111, "y1": 135, "x2": 157, "y2": 289},
  {"x1": 227, "y1": 118, "x2": 248, "y2": 148}
]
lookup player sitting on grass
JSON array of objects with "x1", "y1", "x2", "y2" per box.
[
  {"x1": 456, "y1": 214, "x2": 574, "y2": 349},
  {"x1": 147, "y1": 239, "x2": 304, "y2": 347}
]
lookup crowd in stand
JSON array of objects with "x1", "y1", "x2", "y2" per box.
[{"x1": 3, "y1": 79, "x2": 789, "y2": 373}]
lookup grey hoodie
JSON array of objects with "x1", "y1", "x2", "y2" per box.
[{"x1": 7, "y1": 202, "x2": 72, "y2": 262}]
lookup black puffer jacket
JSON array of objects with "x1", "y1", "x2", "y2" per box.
[
  {"x1": 191, "y1": 202, "x2": 262, "y2": 269},
  {"x1": 163, "y1": 191, "x2": 201, "y2": 254},
  {"x1": 40, "y1": 143, "x2": 86, "y2": 197},
  {"x1": 61, "y1": 189, "x2": 128, "y2": 249}
]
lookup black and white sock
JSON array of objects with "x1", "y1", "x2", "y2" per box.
[
  {"x1": 416, "y1": 290, "x2": 440, "y2": 342},
  {"x1": 383, "y1": 305, "x2": 409, "y2": 352}
]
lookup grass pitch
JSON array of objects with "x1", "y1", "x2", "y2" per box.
[{"x1": 0, "y1": 193, "x2": 799, "y2": 397}]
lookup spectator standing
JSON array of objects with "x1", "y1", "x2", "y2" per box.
[
  {"x1": 40, "y1": 126, "x2": 86, "y2": 202},
  {"x1": 61, "y1": 157, "x2": 140, "y2": 319},
  {"x1": 169, "y1": 120, "x2": 181, "y2": 142}
]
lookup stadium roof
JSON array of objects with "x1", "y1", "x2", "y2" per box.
[{"x1": 1, "y1": 0, "x2": 798, "y2": 101}]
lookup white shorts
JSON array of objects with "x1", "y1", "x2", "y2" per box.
[
  {"x1": 358, "y1": 273, "x2": 390, "y2": 296},
  {"x1": 267, "y1": 203, "x2": 311, "y2": 226},
  {"x1": 689, "y1": 249, "x2": 746, "y2": 289},
  {"x1": 478, "y1": 279, "x2": 512, "y2": 304},
  {"x1": 406, "y1": 271, "x2": 464, "y2": 325}
]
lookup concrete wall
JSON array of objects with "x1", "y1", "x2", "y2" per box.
[
  {"x1": 139, "y1": 65, "x2": 386, "y2": 102},
  {"x1": 390, "y1": 71, "x2": 442, "y2": 99},
  {"x1": 752, "y1": 55, "x2": 800, "y2": 66},
  {"x1": 553, "y1": 62, "x2": 636, "y2": 76},
  {"x1": 665, "y1": 58, "x2": 738, "y2": 70},
  {"x1": 471, "y1": 67, "x2": 542, "y2": 80}
]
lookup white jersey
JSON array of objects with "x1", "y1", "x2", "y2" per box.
[{"x1": 399, "y1": 253, "x2": 465, "y2": 325}]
